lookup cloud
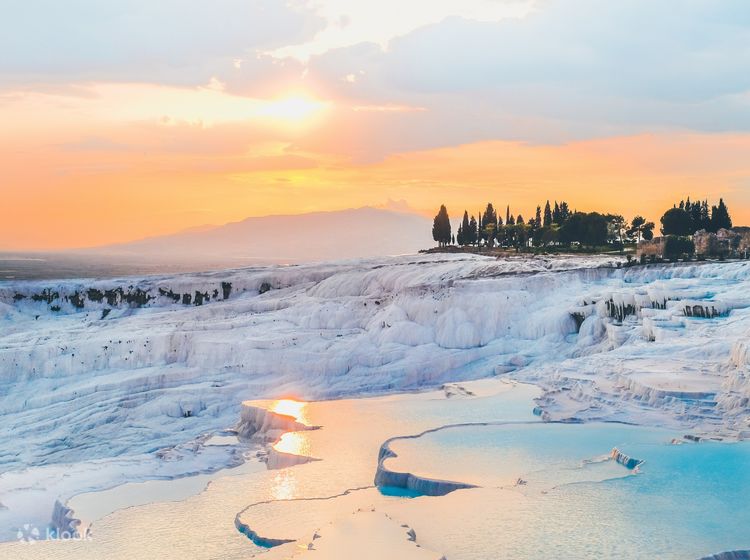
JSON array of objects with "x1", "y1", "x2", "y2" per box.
[
  {"x1": 289, "y1": 0, "x2": 750, "y2": 152},
  {"x1": 0, "y1": 0, "x2": 324, "y2": 87},
  {"x1": 326, "y1": 0, "x2": 750, "y2": 102}
]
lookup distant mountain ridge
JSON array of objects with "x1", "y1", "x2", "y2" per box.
[{"x1": 87, "y1": 207, "x2": 432, "y2": 264}]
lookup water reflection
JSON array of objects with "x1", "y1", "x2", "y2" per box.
[
  {"x1": 270, "y1": 469, "x2": 298, "y2": 501},
  {"x1": 273, "y1": 432, "x2": 311, "y2": 456},
  {"x1": 269, "y1": 398, "x2": 310, "y2": 425}
]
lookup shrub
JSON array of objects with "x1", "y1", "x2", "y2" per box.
[{"x1": 663, "y1": 236, "x2": 695, "y2": 260}]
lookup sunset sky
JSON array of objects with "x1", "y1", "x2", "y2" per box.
[{"x1": 2, "y1": 0, "x2": 750, "y2": 250}]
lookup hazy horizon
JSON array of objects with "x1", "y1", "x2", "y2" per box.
[{"x1": 0, "y1": 206, "x2": 433, "y2": 279}]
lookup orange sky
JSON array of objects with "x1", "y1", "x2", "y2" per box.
[
  {"x1": 2, "y1": 83, "x2": 749, "y2": 250},
  {"x1": 4, "y1": 124, "x2": 750, "y2": 250},
  {"x1": 2, "y1": 2, "x2": 749, "y2": 250}
]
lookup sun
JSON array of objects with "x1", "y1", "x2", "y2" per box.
[{"x1": 256, "y1": 95, "x2": 329, "y2": 123}]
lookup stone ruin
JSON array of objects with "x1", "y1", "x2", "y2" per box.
[
  {"x1": 638, "y1": 227, "x2": 750, "y2": 259},
  {"x1": 693, "y1": 227, "x2": 750, "y2": 257}
]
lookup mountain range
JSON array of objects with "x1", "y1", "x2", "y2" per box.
[{"x1": 87, "y1": 207, "x2": 432, "y2": 265}]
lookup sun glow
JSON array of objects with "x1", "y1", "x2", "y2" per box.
[{"x1": 256, "y1": 95, "x2": 329, "y2": 122}]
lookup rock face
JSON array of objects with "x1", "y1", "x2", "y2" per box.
[
  {"x1": 236, "y1": 404, "x2": 319, "y2": 470},
  {"x1": 234, "y1": 518, "x2": 295, "y2": 548},
  {"x1": 610, "y1": 448, "x2": 644, "y2": 470},
  {"x1": 683, "y1": 301, "x2": 728, "y2": 318},
  {"x1": 50, "y1": 500, "x2": 83, "y2": 539},
  {"x1": 236, "y1": 404, "x2": 311, "y2": 442},
  {"x1": 697, "y1": 551, "x2": 750, "y2": 560},
  {"x1": 374, "y1": 436, "x2": 477, "y2": 496}
]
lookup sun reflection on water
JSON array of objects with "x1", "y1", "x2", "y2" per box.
[
  {"x1": 273, "y1": 432, "x2": 311, "y2": 456},
  {"x1": 270, "y1": 469, "x2": 298, "y2": 501},
  {"x1": 270, "y1": 398, "x2": 310, "y2": 425}
]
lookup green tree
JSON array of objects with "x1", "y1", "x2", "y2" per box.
[
  {"x1": 482, "y1": 203, "x2": 497, "y2": 227},
  {"x1": 628, "y1": 216, "x2": 645, "y2": 241},
  {"x1": 559, "y1": 201, "x2": 570, "y2": 223},
  {"x1": 543, "y1": 200, "x2": 552, "y2": 227},
  {"x1": 607, "y1": 214, "x2": 626, "y2": 248},
  {"x1": 480, "y1": 203, "x2": 497, "y2": 244},
  {"x1": 541, "y1": 226, "x2": 558, "y2": 246},
  {"x1": 458, "y1": 210, "x2": 471, "y2": 245},
  {"x1": 628, "y1": 215, "x2": 655, "y2": 242},
  {"x1": 660, "y1": 207, "x2": 694, "y2": 236},
  {"x1": 700, "y1": 200, "x2": 710, "y2": 229},
  {"x1": 468, "y1": 215, "x2": 478, "y2": 245},
  {"x1": 511, "y1": 223, "x2": 529, "y2": 251},
  {"x1": 432, "y1": 204, "x2": 452, "y2": 246},
  {"x1": 689, "y1": 199, "x2": 702, "y2": 227},
  {"x1": 664, "y1": 236, "x2": 695, "y2": 260},
  {"x1": 642, "y1": 224, "x2": 655, "y2": 240},
  {"x1": 710, "y1": 198, "x2": 732, "y2": 231},
  {"x1": 483, "y1": 222, "x2": 497, "y2": 247},
  {"x1": 560, "y1": 212, "x2": 608, "y2": 247}
]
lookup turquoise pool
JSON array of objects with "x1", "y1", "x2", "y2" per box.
[{"x1": 385, "y1": 422, "x2": 750, "y2": 558}]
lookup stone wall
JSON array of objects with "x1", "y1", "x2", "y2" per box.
[
  {"x1": 636, "y1": 237, "x2": 666, "y2": 257},
  {"x1": 694, "y1": 228, "x2": 749, "y2": 257}
]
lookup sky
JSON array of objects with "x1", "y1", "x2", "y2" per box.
[{"x1": 2, "y1": 0, "x2": 750, "y2": 250}]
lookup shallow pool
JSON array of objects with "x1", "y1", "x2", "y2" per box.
[{"x1": 386, "y1": 422, "x2": 750, "y2": 558}]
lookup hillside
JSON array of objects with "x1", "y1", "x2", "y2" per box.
[{"x1": 88, "y1": 207, "x2": 432, "y2": 264}]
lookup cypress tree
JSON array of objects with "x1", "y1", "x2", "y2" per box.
[
  {"x1": 487, "y1": 203, "x2": 497, "y2": 226},
  {"x1": 432, "y1": 205, "x2": 452, "y2": 246},
  {"x1": 711, "y1": 198, "x2": 732, "y2": 231},
  {"x1": 700, "y1": 201, "x2": 710, "y2": 230},
  {"x1": 689, "y1": 200, "x2": 702, "y2": 228},
  {"x1": 559, "y1": 201, "x2": 570, "y2": 222},
  {"x1": 469, "y1": 215, "x2": 478, "y2": 245},
  {"x1": 482, "y1": 204, "x2": 498, "y2": 247},
  {"x1": 460, "y1": 210, "x2": 471, "y2": 246},
  {"x1": 482, "y1": 203, "x2": 498, "y2": 240},
  {"x1": 543, "y1": 200, "x2": 552, "y2": 227}
]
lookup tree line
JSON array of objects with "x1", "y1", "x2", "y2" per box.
[
  {"x1": 660, "y1": 197, "x2": 731, "y2": 236},
  {"x1": 432, "y1": 197, "x2": 733, "y2": 251}
]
